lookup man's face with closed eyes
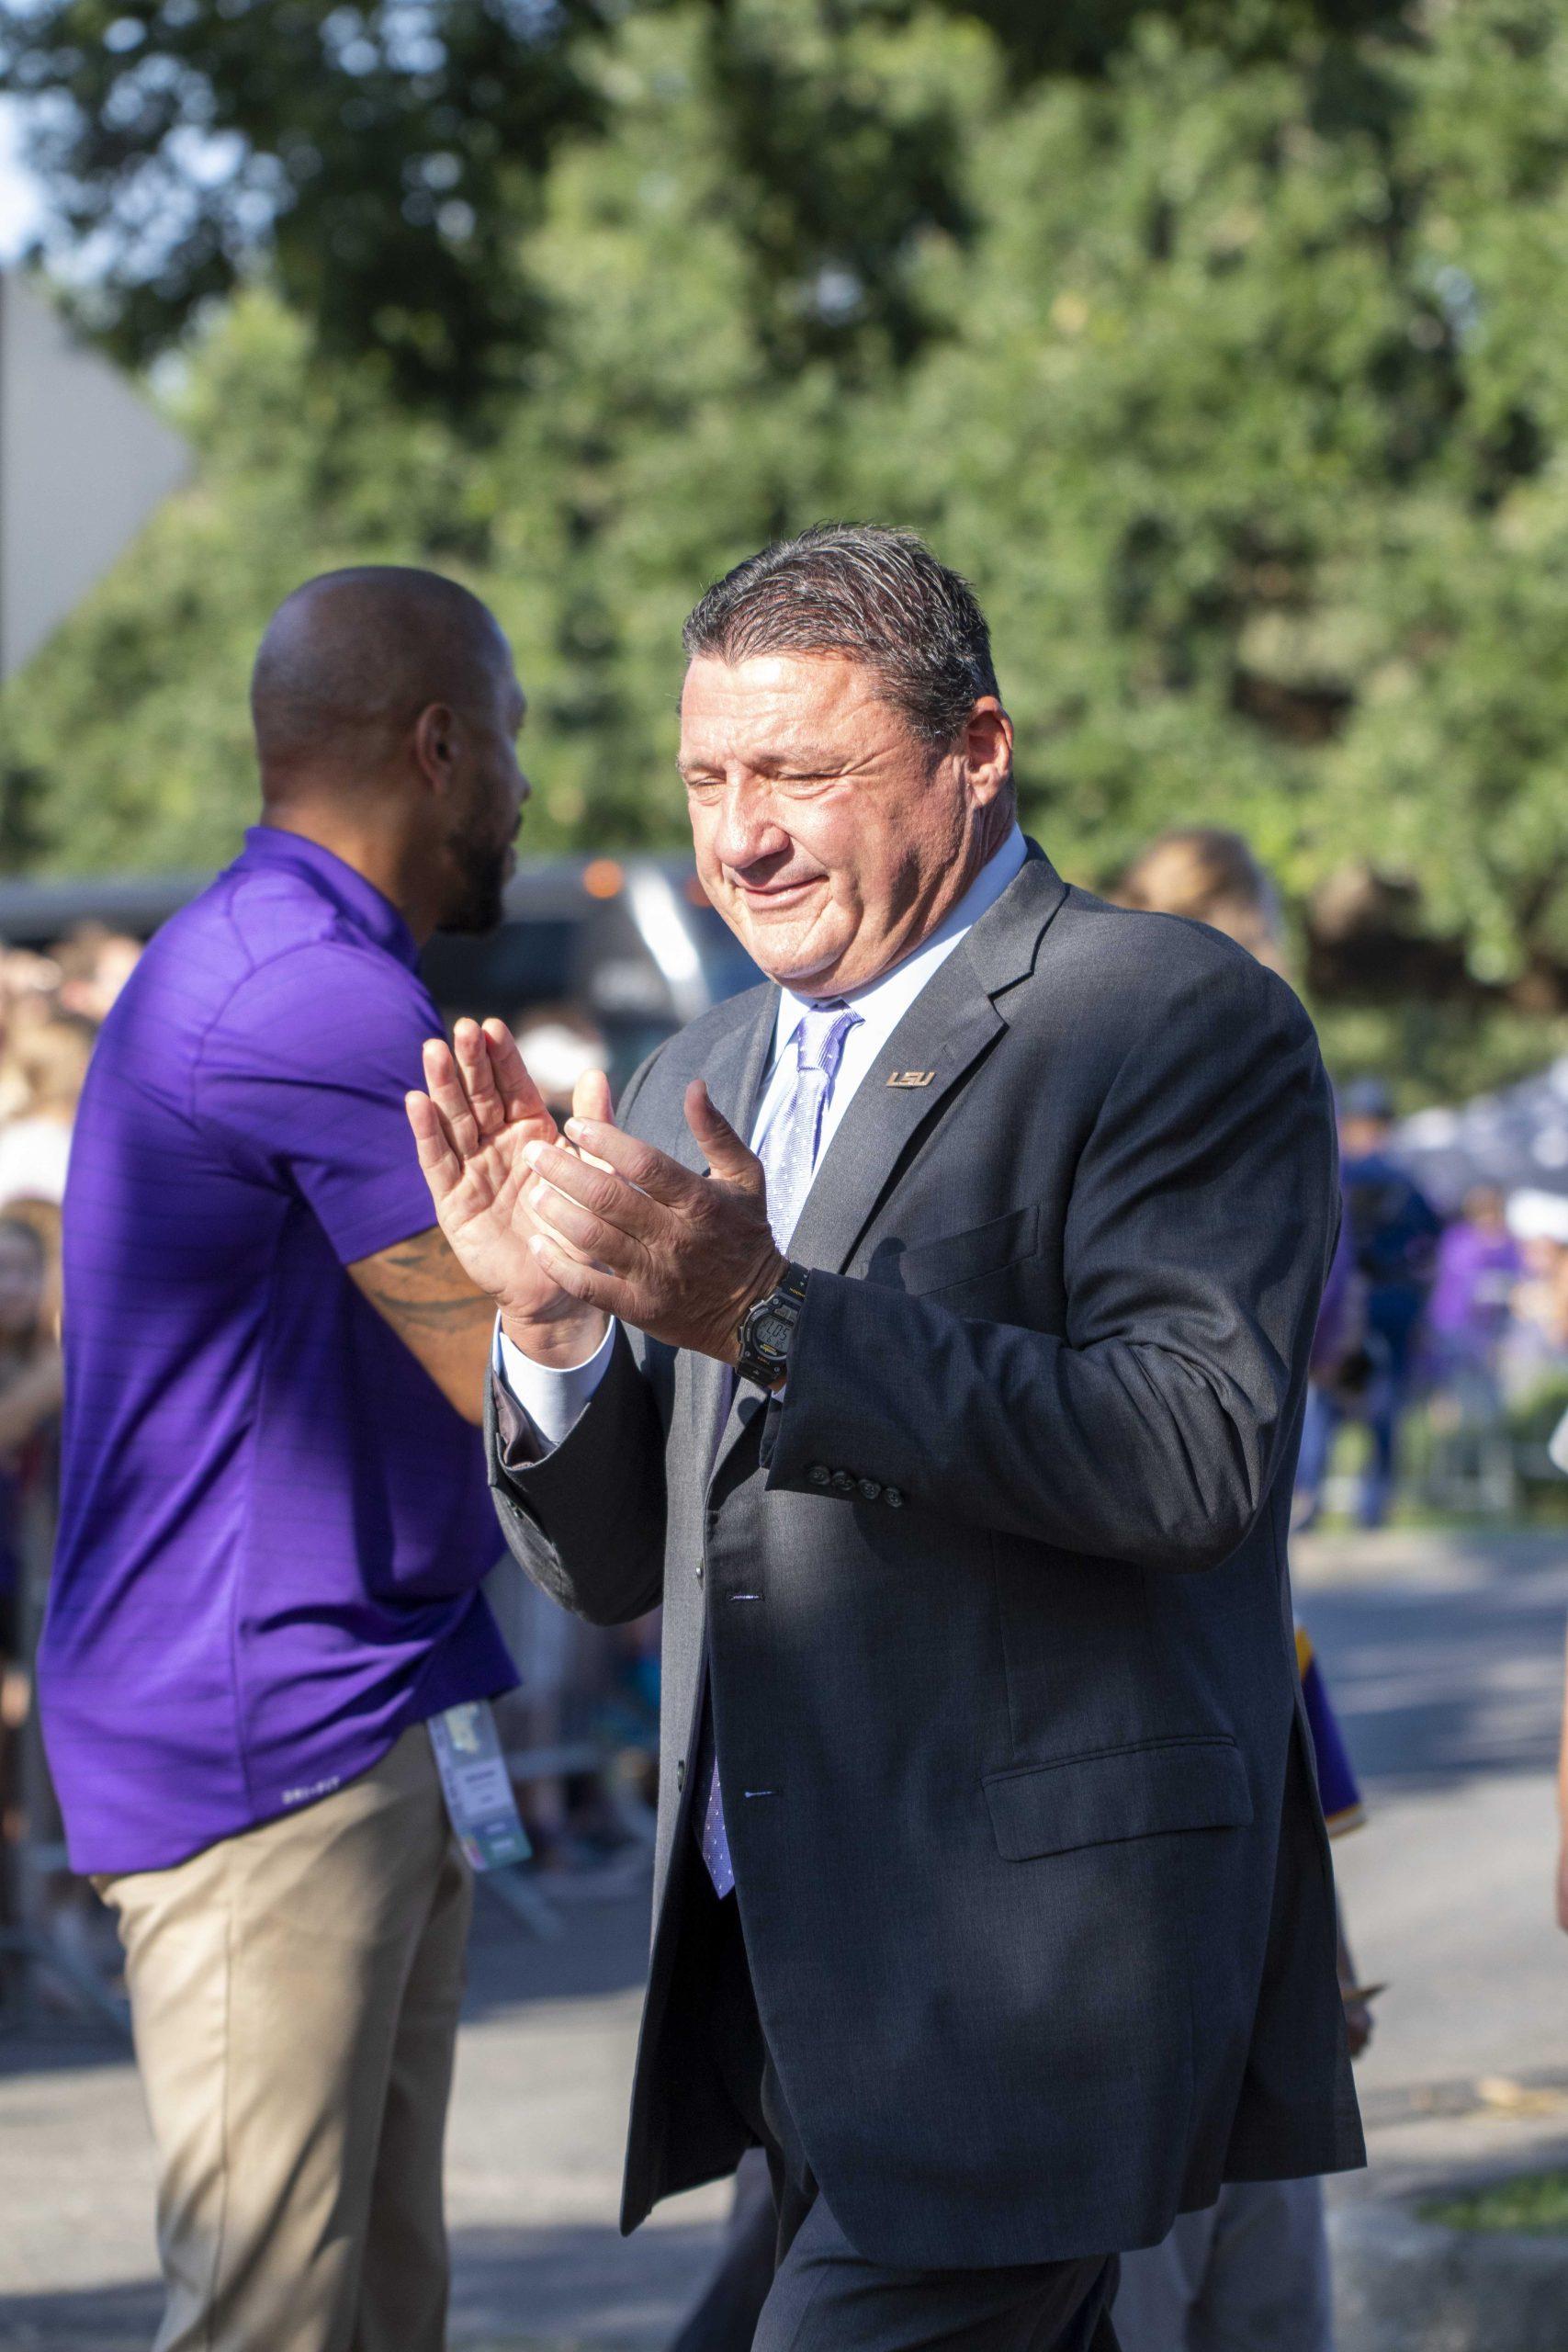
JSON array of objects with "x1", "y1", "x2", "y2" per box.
[{"x1": 678, "y1": 651, "x2": 1014, "y2": 998}]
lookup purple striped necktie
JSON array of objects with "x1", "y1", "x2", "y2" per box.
[{"x1": 697, "y1": 999, "x2": 863, "y2": 1897}]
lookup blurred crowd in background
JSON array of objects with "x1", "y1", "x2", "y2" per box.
[
  {"x1": 0, "y1": 924, "x2": 141, "y2": 2003},
  {"x1": 3, "y1": 833, "x2": 1568, "y2": 2007},
  {"x1": 0, "y1": 924, "x2": 141, "y2": 1687},
  {"x1": 1113, "y1": 829, "x2": 1568, "y2": 1536}
]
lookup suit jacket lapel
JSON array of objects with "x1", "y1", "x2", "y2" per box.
[
  {"x1": 785, "y1": 846, "x2": 1068, "y2": 1278},
  {"x1": 687, "y1": 984, "x2": 779, "y2": 1469},
  {"x1": 694, "y1": 982, "x2": 780, "y2": 1163},
  {"x1": 783, "y1": 948, "x2": 1003, "y2": 1276}
]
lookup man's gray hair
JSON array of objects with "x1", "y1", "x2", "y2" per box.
[{"x1": 682, "y1": 523, "x2": 1001, "y2": 754}]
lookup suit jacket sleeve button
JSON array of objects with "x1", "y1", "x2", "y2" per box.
[
  {"x1": 807, "y1": 1464, "x2": 831, "y2": 1487},
  {"x1": 885, "y1": 1487, "x2": 904, "y2": 1508},
  {"x1": 857, "y1": 1478, "x2": 882, "y2": 1501},
  {"x1": 831, "y1": 1470, "x2": 854, "y2": 1493}
]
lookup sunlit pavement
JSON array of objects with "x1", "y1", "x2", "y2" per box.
[
  {"x1": 1294, "y1": 1527, "x2": 1568, "y2": 2221},
  {"x1": 2, "y1": 1523, "x2": 1566, "y2": 2349}
]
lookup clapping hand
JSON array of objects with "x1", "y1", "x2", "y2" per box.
[
  {"x1": 519, "y1": 1084, "x2": 786, "y2": 1365},
  {"x1": 408, "y1": 1020, "x2": 787, "y2": 1367},
  {"x1": 405, "y1": 1018, "x2": 611, "y2": 1365}
]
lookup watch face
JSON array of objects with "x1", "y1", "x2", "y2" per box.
[{"x1": 756, "y1": 1308, "x2": 793, "y2": 1354}]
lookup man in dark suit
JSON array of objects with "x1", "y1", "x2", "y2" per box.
[{"x1": 406, "y1": 526, "x2": 1363, "y2": 2352}]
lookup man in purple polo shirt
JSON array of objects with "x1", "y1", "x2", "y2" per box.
[{"x1": 39, "y1": 567, "x2": 536, "y2": 2352}]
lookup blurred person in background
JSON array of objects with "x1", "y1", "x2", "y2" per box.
[
  {"x1": 0, "y1": 1202, "x2": 64, "y2": 1847},
  {"x1": 1498, "y1": 1193, "x2": 1568, "y2": 1399},
  {"x1": 0, "y1": 1012, "x2": 96, "y2": 1208},
  {"x1": 0, "y1": 1202, "x2": 64, "y2": 1556},
  {"x1": 1422, "y1": 1189, "x2": 1522, "y2": 1519},
  {"x1": 50, "y1": 922, "x2": 143, "y2": 1025},
  {"x1": 1309, "y1": 1078, "x2": 1440, "y2": 1528},
  {"x1": 38, "y1": 567, "x2": 529, "y2": 2352},
  {"x1": 0, "y1": 1199, "x2": 71, "y2": 1973},
  {"x1": 1107, "y1": 826, "x2": 1374, "y2": 2352},
  {"x1": 1114, "y1": 827, "x2": 1286, "y2": 973},
  {"x1": 1426, "y1": 1186, "x2": 1521, "y2": 1398},
  {"x1": 0, "y1": 947, "x2": 66, "y2": 1075},
  {"x1": 1113, "y1": 1648, "x2": 1371, "y2": 2352}
]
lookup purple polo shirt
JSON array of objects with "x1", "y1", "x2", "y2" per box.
[{"x1": 40, "y1": 827, "x2": 516, "y2": 1874}]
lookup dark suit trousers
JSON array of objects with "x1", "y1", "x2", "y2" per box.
[{"x1": 674, "y1": 1865, "x2": 1122, "y2": 2352}]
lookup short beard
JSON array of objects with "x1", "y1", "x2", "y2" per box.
[{"x1": 439, "y1": 829, "x2": 509, "y2": 935}]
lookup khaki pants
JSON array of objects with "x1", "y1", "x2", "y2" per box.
[{"x1": 96, "y1": 1724, "x2": 472, "y2": 2352}]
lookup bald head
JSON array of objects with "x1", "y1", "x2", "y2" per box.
[
  {"x1": 250, "y1": 567, "x2": 528, "y2": 941},
  {"x1": 252, "y1": 567, "x2": 513, "y2": 785}
]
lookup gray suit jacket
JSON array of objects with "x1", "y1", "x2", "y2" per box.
[{"x1": 488, "y1": 845, "x2": 1364, "y2": 2268}]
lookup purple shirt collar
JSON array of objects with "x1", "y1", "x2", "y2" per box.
[{"x1": 240, "y1": 825, "x2": 420, "y2": 972}]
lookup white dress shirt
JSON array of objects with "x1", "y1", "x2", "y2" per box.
[{"x1": 498, "y1": 823, "x2": 1029, "y2": 1447}]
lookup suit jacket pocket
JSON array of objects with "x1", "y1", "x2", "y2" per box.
[
  {"x1": 984, "y1": 1737, "x2": 1251, "y2": 1861},
  {"x1": 879, "y1": 1201, "x2": 1040, "y2": 1298}
]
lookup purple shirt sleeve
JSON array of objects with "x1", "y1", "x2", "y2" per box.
[{"x1": 193, "y1": 941, "x2": 442, "y2": 1266}]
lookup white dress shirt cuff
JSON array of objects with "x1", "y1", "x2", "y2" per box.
[{"x1": 494, "y1": 1316, "x2": 618, "y2": 1453}]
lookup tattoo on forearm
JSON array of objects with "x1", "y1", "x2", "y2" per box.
[
  {"x1": 349, "y1": 1227, "x2": 493, "y2": 1351},
  {"x1": 359, "y1": 1284, "x2": 494, "y2": 1333},
  {"x1": 380, "y1": 1238, "x2": 461, "y2": 1277}
]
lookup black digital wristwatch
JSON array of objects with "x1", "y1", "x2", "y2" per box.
[{"x1": 734, "y1": 1261, "x2": 810, "y2": 1392}]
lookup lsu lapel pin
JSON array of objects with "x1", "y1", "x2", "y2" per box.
[{"x1": 887, "y1": 1069, "x2": 936, "y2": 1088}]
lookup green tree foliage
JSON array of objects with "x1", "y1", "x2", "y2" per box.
[
  {"x1": 4, "y1": 0, "x2": 1568, "y2": 1098},
  {"x1": 0, "y1": 0, "x2": 609, "y2": 407},
  {"x1": 0, "y1": 0, "x2": 1414, "y2": 404}
]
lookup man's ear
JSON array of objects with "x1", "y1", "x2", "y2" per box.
[
  {"x1": 412, "y1": 701, "x2": 459, "y2": 793},
  {"x1": 962, "y1": 696, "x2": 1013, "y2": 809}
]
